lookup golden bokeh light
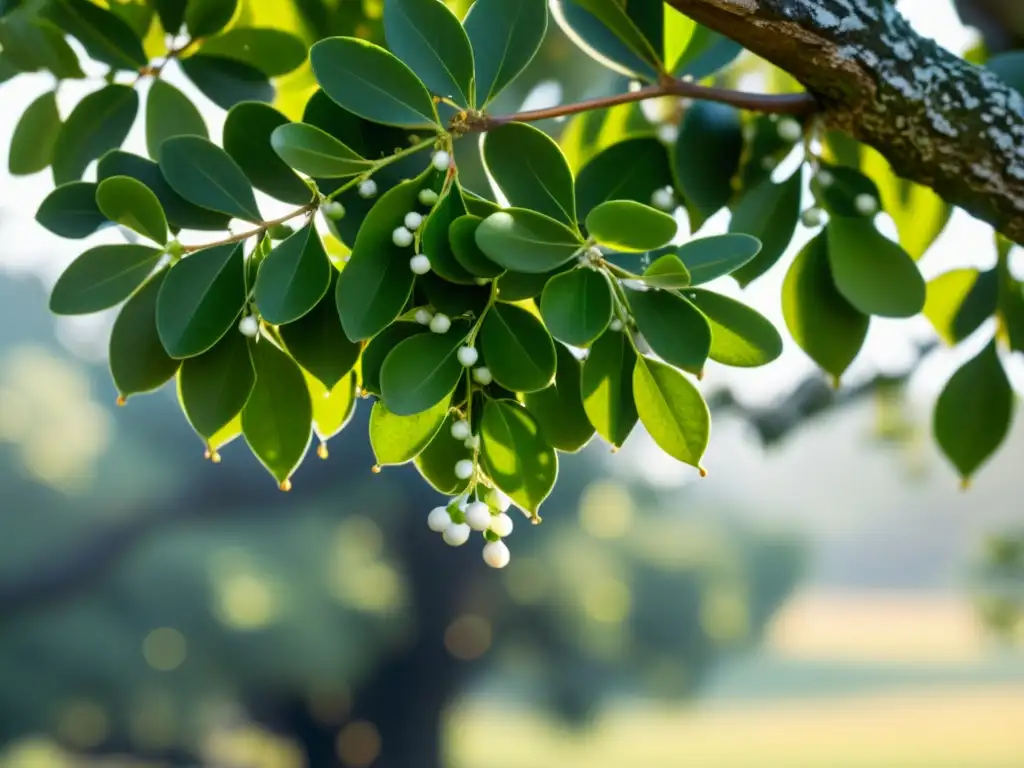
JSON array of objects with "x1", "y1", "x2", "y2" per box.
[
  {"x1": 142, "y1": 627, "x2": 187, "y2": 671},
  {"x1": 445, "y1": 614, "x2": 493, "y2": 661},
  {"x1": 336, "y1": 720, "x2": 381, "y2": 768}
]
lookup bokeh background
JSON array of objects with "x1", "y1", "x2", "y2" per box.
[{"x1": 2, "y1": 0, "x2": 1024, "y2": 765}]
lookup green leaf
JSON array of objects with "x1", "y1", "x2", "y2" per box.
[
  {"x1": 672, "y1": 101, "x2": 742, "y2": 224},
  {"x1": 0, "y1": 13, "x2": 84, "y2": 79},
  {"x1": 998, "y1": 255, "x2": 1024, "y2": 354},
  {"x1": 185, "y1": 0, "x2": 236, "y2": 37},
  {"x1": 554, "y1": 0, "x2": 661, "y2": 79},
  {"x1": 370, "y1": 397, "x2": 450, "y2": 466},
  {"x1": 46, "y1": 0, "x2": 147, "y2": 69},
  {"x1": 782, "y1": 233, "x2": 869, "y2": 380},
  {"x1": 310, "y1": 37, "x2": 440, "y2": 128},
  {"x1": 449, "y1": 215, "x2": 505, "y2": 278},
  {"x1": 685, "y1": 288, "x2": 783, "y2": 368},
  {"x1": 242, "y1": 339, "x2": 313, "y2": 485},
  {"x1": 157, "y1": 243, "x2": 246, "y2": 358},
  {"x1": 480, "y1": 399, "x2": 558, "y2": 517},
  {"x1": 495, "y1": 269, "x2": 560, "y2": 300},
  {"x1": 96, "y1": 175, "x2": 168, "y2": 244},
  {"x1": 673, "y1": 25, "x2": 741, "y2": 79},
  {"x1": 145, "y1": 79, "x2": 207, "y2": 161},
  {"x1": 464, "y1": 0, "x2": 547, "y2": 107},
  {"x1": 676, "y1": 233, "x2": 761, "y2": 285},
  {"x1": 9, "y1": 90, "x2": 61, "y2": 176},
  {"x1": 637, "y1": 252, "x2": 690, "y2": 289},
  {"x1": 270, "y1": 122, "x2": 373, "y2": 178},
  {"x1": 539, "y1": 267, "x2": 612, "y2": 346},
  {"x1": 254, "y1": 223, "x2": 331, "y2": 325},
  {"x1": 729, "y1": 169, "x2": 802, "y2": 286},
  {"x1": 309, "y1": 371, "x2": 357, "y2": 443},
  {"x1": 483, "y1": 122, "x2": 577, "y2": 226},
  {"x1": 50, "y1": 244, "x2": 161, "y2": 315},
  {"x1": 480, "y1": 302, "x2": 556, "y2": 392},
  {"x1": 585, "y1": 199, "x2": 676, "y2": 252},
  {"x1": 924, "y1": 269, "x2": 980, "y2": 346},
  {"x1": 152, "y1": 0, "x2": 186, "y2": 34},
  {"x1": 522, "y1": 343, "x2": 595, "y2": 452},
  {"x1": 934, "y1": 340, "x2": 1014, "y2": 483},
  {"x1": 633, "y1": 355, "x2": 709, "y2": 470},
  {"x1": 475, "y1": 208, "x2": 583, "y2": 274},
  {"x1": 223, "y1": 102, "x2": 312, "y2": 206},
  {"x1": 626, "y1": 287, "x2": 711, "y2": 374},
  {"x1": 362, "y1": 321, "x2": 426, "y2": 396},
  {"x1": 279, "y1": 271, "x2": 360, "y2": 389},
  {"x1": 336, "y1": 170, "x2": 433, "y2": 340},
  {"x1": 35, "y1": 182, "x2": 107, "y2": 239},
  {"x1": 160, "y1": 135, "x2": 262, "y2": 222},
  {"x1": 180, "y1": 54, "x2": 273, "y2": 110},
  {"x1": 415, "y1": 412, "x2": 473, "y2": 494},
  {"x1": 52, "y1": 85, "x2": 138, "y2": 185},
  {"x1": 417, "y1": 272, "x2": 491, "y2": 317},
  {"x1": 811, "y1": 163, "x2": 881, "y2": 218},
  {"x1": 179, "y1": 326, "x2": 256, "y2": 439},
  {"x1": 826, "y1": 216, "x2": 925, "y2": 318},
  {"x1": 420, "y1": 187, "x2": 476, "y2": 284},
  {"x1": 384, "y1": 0, "x2": 474, "y2": 106},
  {"x1": 575, "y1": 137, "x2": 674, "y2": 219},
  {"x1": 988, "y1": 51, "x2": 1024, "y2": 94},
  {"x1": 109, "y1": 268, "x2": 180, "y2": 398},
  {"x1": 953, "y1": 268, "x2": 998, "y2": 342},
  {"x1": 197, "y1": 27, "x2": 307, "y2": 76},
  {"x1": 581, "y1": 327, "x2": 637, "y2": 447},
  {"x1": 380, "y1": 326, "x2": 467, "y2": 415}
]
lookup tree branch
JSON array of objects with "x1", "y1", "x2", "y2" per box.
[{"x1": 665, "y1": 0, "x2": 1024, "y2": 243}]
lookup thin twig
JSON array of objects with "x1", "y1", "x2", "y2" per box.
[{"x1": 181, "y1": 202, "x2": 318, "y2": 253}]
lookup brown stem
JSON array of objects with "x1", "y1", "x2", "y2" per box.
[{"x1": 181, "y1": 202, "x2": 317, "y2": 253}]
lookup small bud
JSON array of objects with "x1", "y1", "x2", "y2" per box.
[
  {"x1": 454, "y1": 459, "x2": 474, "y2": 480},
  {"x1": 483, "y1": 540, "x2": 511, "y2": 568},
  {"x1": 801, "y1": 207, "x2": 825, "y2": 228},
  {"x1": 486, "y1": 488, "x2": 511, "y2": 513},
  {"x1": 816, "y1": 169, "x2": 834, "y2": 187},
  {"x1": 656, "y1": 123, "x2": 678, "y2": 145},
  {"x1": 490, "y1": 512, "x2": 514, "y2": 538},
  {"x1": 854, "y1": 193, "x2": 879, "y2": 216},
  {"x1": 418, "y1": 188, "x2": 439, "y2": 206},
  {"x1": 392, "y1": 226, "x2": 414, "y2": 247},
  {"x1": 457, "y1": 345, "x2": 479, "y2": 367},
  {"x1": 166, "y1": 240, "x2": 185, "y2": 258},
  {"x1": 465, "y1": 501, "x2": 492, "y2": 531},
  {"x1": 451, "y1": 419, "x2": 471, "y2": 441},
  {"x1": 650, "y1": 186, "x2": 675, "y2": 212},
  {"x1": 428, "y1": 506, "x2": 451, "y2": 532},
  {"x1": 432, "y1": 150, "x2": 451, "y2": 171},
  {"x1": 238, "y1": 315, "x2": 259, "y2": 337},
  {"x1": 585, "y1": 246, "x2": 603, "y2": 262},
  {"x1": 409, "y1": 254, "x2": 431, "y2": 274},
  {"x1": 358, "y1": 179, "x2": 378, "y2": 198},
  {"x1": 429, "y1": 313, "x2": 451, "y2": 334},
  {"x1": 463, "y1": 434, "x2": 480, "y2": 450},
  {"x1": 472, "y1": 366, "x2": 492, "y2": 385},
  {"x1": 322, "y1": 201, "x2": 346, "y2": 220},
  {"x1": 443, "y1": 522, "x2": 472, "y2": 546},
  {"x1": 609, "y1": 318, "x2": 624, "y2": 332},
  {"x1": 415, "y1": 308, "x2": 433, "y2": 325},
  {"x1": 777, "y1": 118, "x2": 803, "y2": 142},
  {"x1": 317, "y1": 442, "x2": 329, "y2": 459},
  {"x1": 404, "y1": 211, "x2": 423, "y2": 231},
  {"x1": 279, "y1": 479, "x2": 292, "y2": 492}
]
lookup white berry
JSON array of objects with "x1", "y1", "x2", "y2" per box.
[
  {"x1": 609, "y1": 318, "x2": 624, "y2": 332},
  {"x1": 238, "y1": 315, "x2": 259, "y2": 337},
  {"x1": 427, "y1": 506, "x2": 451, "y2": 532},
  {"x1": 656, "y1": 123, "x2": 678, "y2": 145},
  {"x1": 443, "y1": 522, "x2": 471, "y2": 546},
  {"x1": 429, "y1": 313, "x2": 451, "y2": 334},
  {"x1": 358, "y1": 179, "x2": 377, "y2": 198},
  {"x1": 483, "y1": 540, "x2": 511, "y2": 568},
  {"x1": 432, "y1": 150, "x2": 451, "y2": 171},
  {"x1": 418, "y1": 188, "x2": 439, "y2": 206},
  {"x1": 854, "y1": 193, "x2": 878, "y2": 216},
  {"x1": 451, "y1": 419, "x2": 471, "y2": 441},
  {"x1": 410, "y1": 254, "x2": 431, "y2": 274},
  {"x1": 485, "y1": 488, "x2": 511, "y2": 513},
  {"x1": 817, "y1": 169, "x2": 834, "y2": 187},
  {"x1": 454, "y1": 459, "x2": 474, "y2": 480},
  {"x1": 472, "y1": 366, "x2": 492, "y2": 385},
  {"x1": 322, "y1": 201, "x2": 346, "y2": 220},
  {"x1": 404, "y1": 211, "x2": 423, "y2": 231},
  {"x1": 464, "y1": 501, "x2": 492, "y2": 531},
  {"x1": 650, "y1": 187, "x2": 675, "y2": 211},
  {"x1": 415, "y1": 308, "x2": 433, "y2": 325},
  {"x1": 457, "y1": 346, "x2": 479, "y2": 367},
  {"x1": 801, "y1": 207, "x2": 825, "y2": 228},
  {"x1": 777, "y1": 118, "x2": 803, "y2": 142},
  {"x1": 463, "y1": 434, "x2": 479, "y2": 450},
  {"x1": 490, "y1": 512, "x2": 514, "y2": 537},
  {"x1": 392, "y1": 226, "x2": 413, "y2": 247}
]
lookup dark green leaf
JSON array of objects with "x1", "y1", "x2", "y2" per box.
[
  {"x1": 223, "y1": 102, "x2": 311, "y2": 206},
  {"x1": 462, "y1": 189, "x2": 503, "y2": 218},
  {"x1": 152, "y1": 0, "x2": 185, "y2": 34},
  {"x1": 185, "y1": 0, "x2": 237, "y2": 37},
  {"x1": 9, "y1": 90, "x2": 61, "y2": 175},
  {"x1": 638, "y1": 252, "x2": 690, "y2": 288},
  {"x1": 415, "y1": 412, "x2": 473, "y2": 494},
  {"x1": 179, "y1": 325, "x2": 256, "y2": 439},
  {"x1": 954, "y1": 268, "x2": 998, "y2": 341},
  {"x1": 310, "y1": 36, "x2": 439, "y2": 128},
  {"x1": 585, "y1": 199, "x2": 676, "y2": 252},
  {"x1": 552, "y1": 0, "x2": 660, "y2": 79},
  {"x1": 145, "y1": 79, "x2": 207, "y2": 161},
  {"x1": 380, "y1": 325, "x2": 467, "y2": 415},
  {"x1": 581, "y1": 327, "x2": 637, "y2": 447},
  {"x1": 420, "y1": 187, "x2": 476, "y2": 284},
  {"x1": 384, "y1": 0, "x2": 474, "y2": 106},
  {"x1": 279, "y1": 270, "x2": 360, "y2": 389},
  {"x1": 677, "y1": 233, "x2": 761, "y2": 285},
  {"x1": 626, "y1": 287, "x2": 711, "y2": 374},
  {"x1": 370, "y1": 397, "x2": 450, "y2": 466},
  {"x1": 826, "y1": 216, "x2": 925, "y2": 318},
  {"x1": 495, "y1": 269, "x2": 560, "y2": 300},
  {"x1": 934, "y1": 340, "x2": 1014, "y2": 483},
  {"x1": 46, "y1": 0, "x2": 147, "y2": 69},
  {"x1": 575, "y1": 137, "x2": 673, "y2": 219},
  {"x1": 481, "y1": 399, "x2": 557, "y2": 517},
  {"x1": 52, "y1": 85, "x2": 138, "y2": 184},
  {"x1": 924, "y1": 269, "x2": 980, "y2": 346},
  {"x1": 109, "y1": 268, "x2": 180, "y2": 397},
  {"x1": 730, "y1": 169, "x2": 802, "y2": 286},
  {"x1": 464, "y1": 0, "x2": 547, "y2": 107},
  {"x1": 242, "y1": 339, "x2": 313, "y2": 485},
  {"x1": 672, "y1": 101, "x2": 742, "y2": 222},
  {"x1": 270, "y1": 122, "x2": 372, "y2": 178},
  {"x1": 998, "y1": 255, "x2": 1024, "y2": 354},
  {"x1": 180, "y1": 54, "x2": 273, "y2": 110},
  {"x1": 362, "y1": 321, "x2": 426, "y2": 396},
  {"x1": 539, "y1": 267, "x2": 612, "y2": 346},
  {"x1": 157, "y1": 242, "x2": 246, "y2": 358},
  {"x1": 475, "y1": 208, "x2": 583, "y2": 274},
  {"x1": 0, "y1": 13, "x2": 84, "y2": 79},
  {"x1": 160, "y1": 135, "x2": 262, "y2": 222},
  {"x1": 198, "y1": 27, "x2": 307, "y2": 76},
  {"x1": 811, "y1": 163, "x2": 881, "y2": 218},
  {"x1": 633, "y1": 355, "x2": 709, "y2": 470},
  {"x1": 673, "y1": 25, "x2": 741, "y2": 79},
  {"x1": 483, "y1": 122, "x2": 577, "y2": 226},
  {"x1": 686, "y1": 288, "x2": 783, "y2": 368},
  {"x1": 35, "y1": 182, "x2": 107, "y2": 239},
  {"x1": 417, "y1": 272, "x2": 490, "y2": 317},
  {"x1": 50, "y1": 243, "x2": 161, "y2": 315},
  {"x1": 449, "y1": 214, "x2": 505, "y2": 278},
  {"x1": 96, "y1": 175, "x2": 168, "y2": 244},
  {"x1": 254, "y1": 223, "x2": 331, "y2": 325},
  {"x1": 480, "y1": 302, "x2": 556, "y2": 392},
  {"x1": 782, "y1": 233, "x2": 869, "y2": 380},
  {"x1": 523, "y1": 343, "x2": 595, "y2": 452}
]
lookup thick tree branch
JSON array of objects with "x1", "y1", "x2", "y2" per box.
[{"x1": 666, "y1": 0, "x2": 1024, "y2": 243}]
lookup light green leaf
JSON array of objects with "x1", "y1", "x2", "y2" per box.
[
  {"x1": 96, "y1": 175, "x2": 168, "y2": 244},
  {"x1": 223, "y1": 102, "x2": 312, "y2": 206},
  {"x1": 522, "y1": 343, "x2": 595, "y2": 452},
  {"x1": 198, "y1": 27, "x2": 307, "y2": 76},
  {"x1": 464, "y1": 0, "x2": 547, "y2": 107},
  {"x1": 145, "y1": 79, "x2": 207, "y2": 161},
  {"x1": 729, "y1": 169, "x2": 802, "y2": 286},
  {"x1": 9, "y1": 90, "x2": 61, "y2": 176},
  {"x1": 676, "y1": 234, "x2": 761, "y2": 285},
  {"x1": 160, "y1": 135, "x2": 262, "y2": 222},
  {"x1": 0, "y1": 13, "x2": 84, "y2": 79},
  {"x1": 361, "y1": 322, "x2": 426, "y2": 396},
  {"x1": 309, "y1": 370, "x2": 357, "y2": 443},
  {"x1": 480, "y1": 302, "x2": 557, "y2": 392},
  {"x1": 380, "y1": 324, "x2": 468, "y2": 415},
  {"x1": 685, "y1": 288, "x2": 783, "y2": 368},
  {"x1": 475, "y1": 208, "x2": 583, "y2": 274},
  {"x1": 52, "y1": 85, "x2": 138, "y2": 184},
  {"x1": 924, "y1": 269, "x2": 980, "y2": 346},
  {"x1": 179, "y1": 325, "x2": 256, "y2": 439},
  {"x1": 586, "y1": 199, "x2": 676, "y2": 252},
  {"x1": 370, "y1": 397, "x2": 450, "y2": 466},
  {"x1": 672, "y1": 101, "x2": 742, "y2": 223},
  {"x1": 384, "y1": 0, "x2": 474, "y2": 106},
  {"x1": 270, "y1": 122, "x2": 373, "y2": 178},
  {"x1": 539, "y1": 267, "x2": 612, "y2": 346},
  {"x1": 46, "y1": 0, "x2": 147, "y2": 69},
  {"x1": 35, "y1": 182, "x2": 107, "y2": 239},
  {"x1": 481, "y1": 399, "x2": 558, "y2": 518},
  {"x1": 581, "y1": 327, "x2": 637, "y2": 447},
  {"x1": 254, "y1": 223, "x2": 331, "y2": 325},
  {"x1": 415, "y1": 412, "x2": 473, "y2": 494},
  {"x1": 633, "y1": 355, "x2": 709, "y2": 471},
  {"x1": 626, "y1": 287, "x2": 711, "y2": 374},
  {"x1": 185, "y1": 0, "x2": 236, "y2": 37},
  {"x1": 109, "y1": 268, "x2": 180, "y2": 398},
  {"x1": 420, "y1": 186, "x2": 476, "y2": 283},
  {"x1": 637, "y1": 252, "x2": 690, "y2": 289},
  {"x1": 50, "y1": 243, "x2": 162, "y2": 315}
]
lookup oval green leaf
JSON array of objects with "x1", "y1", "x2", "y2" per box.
[
  {"x1": 109, "y1": 269, "x2": 181, "y2": 398},
  {"x1": 449, "y1": 214, "x2": 505, "y2": 278},
  {"x1": 179, "y1": 326, "x2": 256, "y2": 439},
  {"x1": 46, "y1": 0, "x2": 147, "y2": 69},
  {"x1": 254, "y1": 223, "x2": 332, "y2": 325},
  {"x1": 414, "y1": 412, "x2": 473, "y2": 494},
  {"x1": 185, "y1": 0, "x2": 237, "y2": 37},
  {"x1": 9, "y1": 90, "x2": 61, "y2": 176},
  {"x1": 638, "y1": 252, "x2": 690, "y2": 288},
  {"x1": 522, "y1": 343, "x2": 595, "y2": 452},
  {"x1": 480, "y1": 302, "x2": 556, "y2": 392},
  {"x1": 145, "y1": 79, "x2": 207, "y2": 161},
  {"x1": 160, "y1": 135, "x2": 262, "y2": 222},
  {"x1": 580, "y1": 327, "x2": 637, "y2": 447},
  {"x1": 539, "y1": 267, "x2": 613, "y2": 346},
  {"x1": 198, "y1": 28, "x2": 307, "y2": 76},
  {"x1": 685, "y1": 288, "x2": 783, "y2": 368},
  {"x1": 586, "y1": 199, "x2": 676, "y2": 252},
  {"x1": 379, "y1": 326, "x2": 467, "y2": 415},
  {"x1": 576, "y1": 137, "x2": 674, "y2": 219},
  {"x1": 270, "y1": 122, "x2": 373, "y2": 178},
  {"x1": 626, "y1": 287, "x2": 711, "y2": 374},
  {"x1": 370, "y1": 397, "x2": 450, "y2": 466},
  {"x1": 672, "y1": 101, "x2": 742, "y2": 223},
  {"x1": 384, "y1": 0, "x2": 475, "y2": 106},
  {"x1": 420, "y1": 186, "x2": 476, "y2": 284},
  {"x1": 50, "y1": 243, "x2": 162, "y2": 315},
  {"x1": 480, "y1": 399, "x2": 558, "y2": 518},
  {"x1": 729, "y1": 170, "x2": 802, "y2": 287},
  {"x1": 361, "y1": 321, "x2": 426, "y2": 396},
  {"x1": 180, "y1": 54, "x2": 273, "y2": 110},
  {"x1": 475, "y1": 208, "x2": 583, "y2": 274},
  {"x1": 52, "y1": 84, "x2": 138, "y2": 184},
  {"x1": 676, "y1": 233, "x2": 761, "y2": 285},
  {"x1": 309, "y1": 370, "x2": 357, "y2": 443},
  {"x1": 633, "y1": 355, "x2": 709, "y2": 471},
  {"x1": 223, "y1": 102, "x2": 312, "y2": 206},
  {"x1": 35, "y1": 182, "x2": 107, "y2": 239},
  {"x1": 96, "y1": 175, "x2": 168, "y2": 245},
  {"x1": 464, "y1": 0, "x2": 547, "y2": 107}
]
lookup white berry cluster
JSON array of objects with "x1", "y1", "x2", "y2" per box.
[{"x1": 427, "y1": 488, "x2": 514, "y2": 568}]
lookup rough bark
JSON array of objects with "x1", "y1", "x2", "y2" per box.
[{"x1": 666, "y1": 0, "x2": 1024, "y2": 243}]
